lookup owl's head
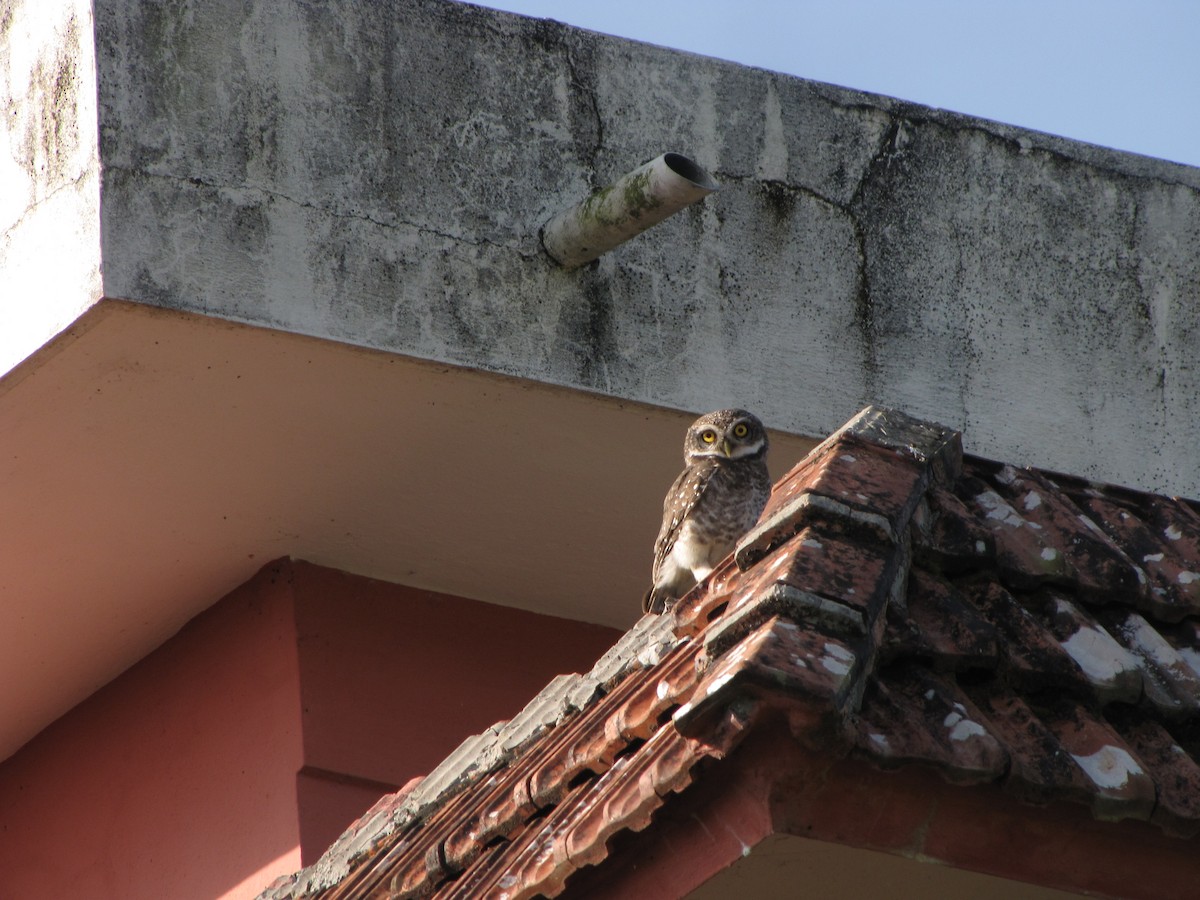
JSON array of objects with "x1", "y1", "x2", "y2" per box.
[{"x1": 683, "y1": 409, "x2": 768, "y2": 462}]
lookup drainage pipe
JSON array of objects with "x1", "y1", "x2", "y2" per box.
[{"x1": 540, "y1": 152, "x2": 719, "y2": 268}]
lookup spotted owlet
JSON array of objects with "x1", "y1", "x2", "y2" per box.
[{"x1": 643, "y1": 409, "x2": 771, "y2": 614}]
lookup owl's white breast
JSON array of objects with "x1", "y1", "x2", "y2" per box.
[{"x1": 670, "y1": 519, "x2": 721, "y2": 573}]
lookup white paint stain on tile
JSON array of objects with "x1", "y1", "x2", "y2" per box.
[
  {"x1": 820, "y1": 642, "x2": 854, "y2": 676},
  {"x1": 995, "y1": 465, "x2": 1019, "y2": 486},
  {"x1": 657, "y1": 680, "x2": 671, "y2": 700},
  {"x1": 1144, "y1": 552, "x2": 1164, "y2": 563},
  {"x1": 840, "y1": 454, "x2": 857, "y2": 463},
  {"x1": 1120, "y1": 613, "x2": 1188, "y2": 671},
  {"x1": 1178, "y1": 646, "x2": 1200, "y2": 679},
  {"x1": 1165, "y1": 524, "x2": 1183, "y2": 541},
  {"x1": 943, "y1": 704, "x2": 987, "y2": 742},
  {"x1": 977, "y1": 490, "x2": 1028, "y2": 528},
  {"x1": 1071, "y1": 745, "x2": 1144, "y2": 790},
  {"x1": 869, "y1": 733, "x2": 890, "y2": 752},
  {"x1": 975, "y1": 540, "x2": 987, "y2": 554},
  {"x1": 801, "y1": 537, "x2": 824, "y2": 550},
  {"x1": 948, "y1": 717, "x2": 987, "y2": 742},
  {"x1": 1060, "y1": 619, "x2": 1138, "y2": 684},
  {"x1": 1041, "y1": 547, "x2": 1058, "y2": 561},
  {"x1": 821, "y1": 656, "x2": 850, "y2": 676},
  {"x1": 1023, "y1": 491, "x2": 1042, "y2": 511},
  {"x1": 1178, "y1": 571, "x2": 1199, "y2": 585}
]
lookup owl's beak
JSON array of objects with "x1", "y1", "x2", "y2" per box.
[{"x1": 721, "y1": 439, "x2": 732, "y2": 457}]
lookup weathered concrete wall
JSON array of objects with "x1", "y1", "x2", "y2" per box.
[
  {"x1": 0, "y1": 0, "x2": 102, "y2": 374},
  {"x1": 86, "y1": 0, "x2": 1200, "y2": 496}
]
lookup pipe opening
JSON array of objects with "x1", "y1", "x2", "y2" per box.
[{"x1": 663, "y1": 152, "x2": 718, "y2": 191}]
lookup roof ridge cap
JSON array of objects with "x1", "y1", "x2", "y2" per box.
[{"x1": 834, "y1": 405, "x2": 963, "y2": 484}]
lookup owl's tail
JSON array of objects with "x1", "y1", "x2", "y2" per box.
[{"x1": 642, "y1": 586, "x2": 671, "y2": 615}]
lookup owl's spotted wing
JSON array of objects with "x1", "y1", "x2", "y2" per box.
[
  {"x1": 644, "y1": 458, "x2": 721, "y2": 615},
  {"x1": 652, "y1": 461, "x2": 717, "y2": 572}
]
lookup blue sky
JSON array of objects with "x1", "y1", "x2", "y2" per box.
[{"x1": 467, "y1": 0, "x2": 1200, "y2": 169}]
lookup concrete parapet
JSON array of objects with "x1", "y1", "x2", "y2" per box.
[{"x1": 8, "y1": 0, "x2": 1200, "y2": 496}]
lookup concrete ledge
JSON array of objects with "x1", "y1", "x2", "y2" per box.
[{"x1": 11, "y1": 0, "x2": 1200, "y2": 498}]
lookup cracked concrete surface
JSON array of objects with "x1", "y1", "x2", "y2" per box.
[{"x1": 14, "y1": 0, "x2": 1200, "y2": 496}]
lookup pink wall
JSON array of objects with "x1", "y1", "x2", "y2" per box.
[
  {"x1": 0, "y1": 560, "x2": 621, "y2": 897},
  {"x1": 0, "y1": 564, "x2": 306, "y2": 899}
]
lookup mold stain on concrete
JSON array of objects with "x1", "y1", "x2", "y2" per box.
[
  {"x1": 756, "y1": 180, "x2": 797, "y2": 226},
  {"x1": 22, "y1": 12, "x2": 81, "y2": 185},
  {"x1": 554, "y1": 267, "x2": 618, "y2": 391}
]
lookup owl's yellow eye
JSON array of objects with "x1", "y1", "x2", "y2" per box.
[
  {"x1": 733, "y1": 423, "x2": 749, "y2": 438},
  {"x1": 700, "y1": 430, "x2": 717, "y2": 444}
]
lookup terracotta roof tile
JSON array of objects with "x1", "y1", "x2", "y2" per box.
[
  {"x1": 1114, "y1": 712, "x2": 1200, "y2": 838},
  {"x1": 686, "y1": 616, "x2": 859, "y2": 737},
  {"x1": 959, "y1": 579, "x2": 1096, "y2": 696},
  {"x1": 962, "y1": 462, "x2": 1149, "y2": 602},
  {"x1": 1037, "y1": 697, "x2": 1158, "y2": 822},
  {"x1": 1043, "y1": 591, "x2": 1142, "y2": 703},
  {"x1": 1105, "y1": 611, "x2": 1200, "y2": 718},
  {"x1": 261, "y1": 406, "x2": 1200, "y2": 899},
  {"x1": 917, "y1": 481, "x2": 997, "y2": 572},
  {"x1": 1065, "y1": 488, "x2": 1200, "y2": 620},
  {"x1": 883, "y1": 568, "x2": 1000, "y2": 672},
  {"x1": 855, "y1": 666, "x2": 1009, "y2": 785},
  {"x1": 962, "y1": 686, "x2": 1087, "y2": 806}
]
